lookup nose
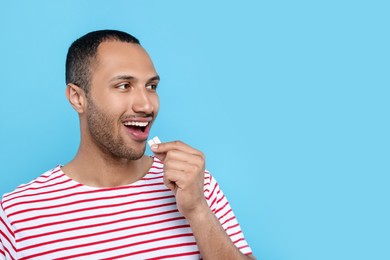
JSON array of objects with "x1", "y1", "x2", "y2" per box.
[{"x1": 132, "y1": 87, "x2": 155, "y2": 115}]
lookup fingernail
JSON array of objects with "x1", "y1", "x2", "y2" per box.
[{"x1": 151, "y1": 144, "x2": 158, "y2": 150}]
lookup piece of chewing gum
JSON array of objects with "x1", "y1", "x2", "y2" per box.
[
  {"x1": 148, "y1": 136, "x2": 161, "y2": 148},
  {"x1": 147, "y1": 139, "x2": 155, "y2": 147},
  {"x1": 152, "y1": 136, "x2": 161, "y2": 145}
]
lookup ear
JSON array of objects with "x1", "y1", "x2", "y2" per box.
[{"x1": 66, "y1": 83, "x2": 87, "y2": 113}]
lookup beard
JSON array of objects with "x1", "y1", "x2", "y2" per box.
[{"x1": 86, "y1": 97, "x2": 146, "y2": 160}]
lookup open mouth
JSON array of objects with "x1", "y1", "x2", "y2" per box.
[{"x1": 123, "y1": 121, "x2": 149, "y2": 133}]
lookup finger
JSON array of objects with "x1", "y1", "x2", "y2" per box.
[
  {"x1": 164, "y1": 158, "x2": 203, "y2": 175},
  {"x1": 151, "y1": 150, "x2": 168, "y2": 162},
  {"x1": 163, "y1": 176, "x2": 177, "y2": 192},
  {"x1": 163, "y1": 169, "x2": 185, "y2": 192},
  {"x1": 164, "y1": 149, "x2": 204, "y2": 166},
  {"x1": 151, "y1": 140, "x2": 204, "y2": 158}
]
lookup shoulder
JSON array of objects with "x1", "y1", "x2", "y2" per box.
[{"x1": 1, "y1": 165, "x2": 65, "y2": 208}]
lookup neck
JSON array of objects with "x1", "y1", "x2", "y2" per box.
[{"x1": 62, "y1": 141, "x2": 153, "y2": 188}]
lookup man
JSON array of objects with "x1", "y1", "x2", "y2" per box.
[{"x1": 0, "y1": 30, "x2": 254, "y2": 259}]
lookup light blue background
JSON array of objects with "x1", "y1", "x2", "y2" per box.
[{"x1": 0, "y1": 1, "x2": 389, "y2": 259}]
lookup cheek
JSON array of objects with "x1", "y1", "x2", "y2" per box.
[
  {"x1": 98, "y1": 94, "x2": 127, "y2": 114},
  {"x1": 88, "y1": 91, "x2": 130, "y2": 130}
]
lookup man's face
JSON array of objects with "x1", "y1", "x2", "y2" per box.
[{"x1": 85, "y1": 41, "x2": 160, "y2": 160}]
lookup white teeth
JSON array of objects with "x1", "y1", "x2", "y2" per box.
[{"x1": 123, "y1": 121, "x2": 149, "y2": 127}]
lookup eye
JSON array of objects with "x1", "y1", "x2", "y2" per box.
[
  {"x1": 117, "y1": 83, "x2": 130, "y2": 90},
  {"x1": 146, "y1": 83, "x2": 158, "y2": 91}
]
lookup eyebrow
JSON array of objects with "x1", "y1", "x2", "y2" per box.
[
  {"x1": 148, "y1": 75, "x2": 160, "y2": 82},
  {"x1": 109, "y1": 75, "x2": 160, "y2": 83}
]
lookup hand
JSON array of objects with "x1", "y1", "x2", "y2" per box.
[{"x1": 150, "y1": 141, "x2": 209, "y2": 219}]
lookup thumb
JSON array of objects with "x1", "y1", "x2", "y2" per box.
[{"x1": 150, "y1": 144, "x2": 167, "y2": 161}]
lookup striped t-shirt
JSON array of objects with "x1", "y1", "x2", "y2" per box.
[{"x1": 0, "y1": 157, "x2": 252, "y2": 259}]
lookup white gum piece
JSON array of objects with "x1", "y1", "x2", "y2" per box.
[
  {"x1": 147, "y1": 139, "x2": 155, "y2": 147},
  {"x1": 152, "y1": 136, "x2": 161, "y2": 144}
]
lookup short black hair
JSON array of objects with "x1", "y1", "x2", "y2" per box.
[{"x1": 65, "y1": 29, "x2": 140, "y2": 94}]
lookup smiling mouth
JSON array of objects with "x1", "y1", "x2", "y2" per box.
[{"x1": 123, "y1": 121, "x2": 149, "y2": 132}]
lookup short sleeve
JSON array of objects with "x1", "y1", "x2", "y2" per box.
[
  {"x1": 203, "y1": 172, "x2": 253, "y2": 255},
  {"x1": 0, "y1": 200, "x2": 16, "y2": 260}
]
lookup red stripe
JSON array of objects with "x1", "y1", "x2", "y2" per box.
[
  {"x1": 15, "y1": 204, "x2": 177, "y2": 234},
  {"x1": 24, "y1": 234, "x2": 195, "y2": 260},
  {"x1": 217, "y1": 208, "x2": 232, "y2": 223},
  {"x1": 16, "y1": 210, "x2": 181, "y2": 243},
  {"x1": 6, "y1": 168, "x2": 62, "y2": 192},
  {"x1": 147, "y1": 171, "x2": 164, "y2": 175},
  {"x1": 0, "y1": 248, "x2": 4, "y2": 256},
  {"x1": 7, "y1": 174, "x2": 163, "y2": 206},
  {"x1": 6, "y1": 182, "x2": 166, "y2": 211},
  {"x1": 98, "y1": 242, "x2": 197, "y2": 260},
  {"x1": 17, "y1": 208, "x2": 182, "y2": 243},
  {"x1": 13, "y1": 194, "x2": 175, "y2": 228},
  {"x1": 142, "y1": 175, "x2": 163, "y2": 181},
  {"x1": 0, "y1": 230, "x2": 17, "y2": 254},
  {"x1": 232, "y1": 237, "x2": 245, "y2": 245},
  {"x1": 13, "y1": 172, "x2": 60, "y2": 188},
  {"x1": 149, "y1": 165, "x2": 164, "y2": 173},
  {"x1": 209, "y1": 195, "x2": 218, "y2": 209},
  {"x1": 228, "y1": 230, "x2": 242, "y2": 237},
  {"x1": 0, "y1": 218, "x2": 14, "y2": 237},
  {"x1": 8, "y1": 188, "x2": 171, "y2": 218},
  {"x1": 4, "y1": 160, "x2": 160, "y2": 198},
  {"x1": 2, "y1": 246, "x2": 15, "y2": 260},
  {"x1": 221, "y1": 215, "x2": 236, "y2": 226},
  {"x1": 216, "y1": 194, "x2": 225, "y2": 204},
  {"x1": 206, "y1": 182, "x2": 218, "y2": 200},
  {"x1": 19, "y1": 222, "x2": 190, "y2": 251},
  {"x1": 214, "y1": 201, "x2": 229, "y2": 215},
  {"x1": 3, "y1": 181, "x2": 79, "y2": 207},
  {"x1": 146, "y1": 250, "x2": 200, "y2": 259},
  {"x1": 238, "y1": 245, "x2": 252, "y2": 253},
  {"x1": 225, "y1": 222, "x2": 239, "y2": 231},
  {"x1": 2, "y1": 175, "x2": 68, "y2": 201}
]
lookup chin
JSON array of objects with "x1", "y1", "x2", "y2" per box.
[
  {"x1": 106, "y1": 143, "x2": 146, "y2": 161},
  {"x1": 126, "y1": 145, "x2": 147, "y2": 160}
]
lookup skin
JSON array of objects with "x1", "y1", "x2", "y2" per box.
[
  {"x1": 63, "y1": 40, "x2": 254, "y2": 259},
  {"x1": 63, "y1": 41, "x2": 159, "y2": 187}
]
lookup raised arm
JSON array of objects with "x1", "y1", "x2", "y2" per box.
[{"x1": 151, "y1": 141, "x2": 255, "y2": 259}]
